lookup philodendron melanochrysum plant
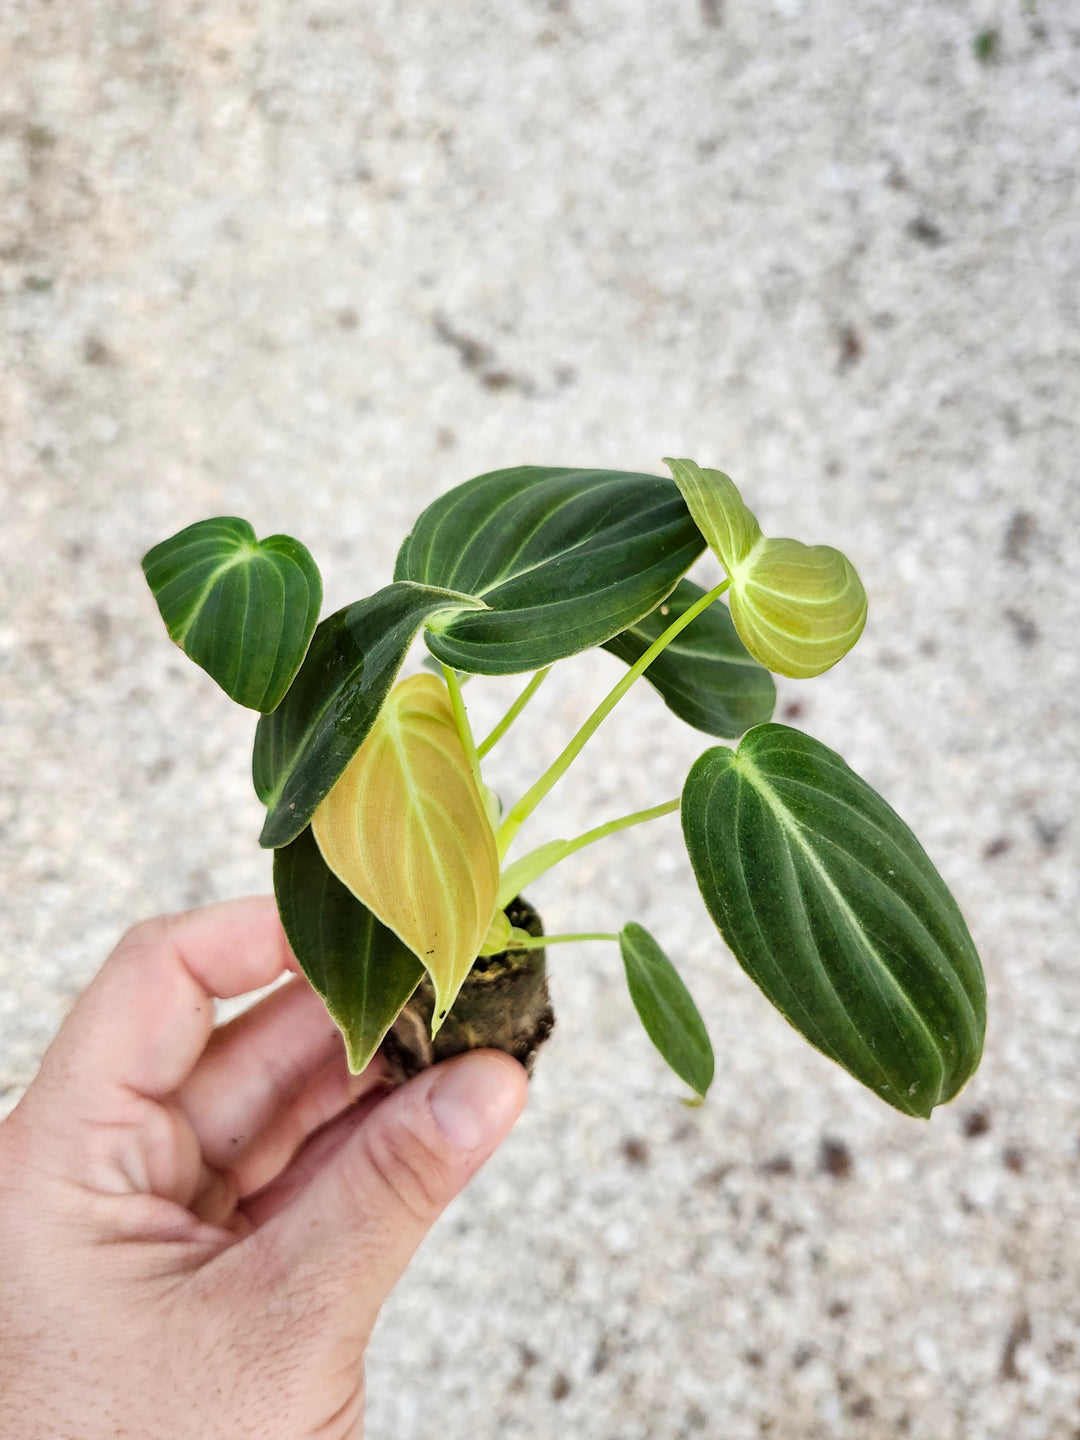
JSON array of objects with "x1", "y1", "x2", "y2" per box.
[{"x1": 142, "y1": 460, "x2": 986, "y2": 1117}]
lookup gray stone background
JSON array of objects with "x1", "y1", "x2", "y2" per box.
[{"x1": 2, "y1": 1, "x2": 1078, "y2": 1436}]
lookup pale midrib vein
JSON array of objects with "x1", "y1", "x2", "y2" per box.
[
  {"x1": 385, "y1": 715, "x2": 489, "y2": 959},
  {"x1": 415, "y1": 474, "x2": 571, "y2": 589},
  {"x1": 470, "y1": 490, "x2": 674, "y2": 599},
  {"x1": 173, "y1": 548, "x2": 257, "y2": 646},
  {"x1": 623, "y1": 627, "x2": 762, "y2": 669},
  {"x1": 468, "y1": 486, "x2": 600, "y2": 595},
  {"x1": 740, "y1": 764, "x2": 944, "y2": 1066},
  {"x1": 717, "y1": 781, "x2": 838, "y2": 1055},
  {"x1": 761, "y1": 763, "x2": 964, "y2": 916}
]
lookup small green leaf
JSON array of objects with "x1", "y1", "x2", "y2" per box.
[
  {"x1": 142, "y1": 517, "x2": 323, "y2": 712},
  {"x1": 663, "y1": 459, "x2": 868, "y2": 678},
  {"x1": 619, "y1": 923, "x2": 715, "y2": 1099},
  {"x1": 395, "y1": 465, "x2": 704, "y2": 674},
  {"x1": 254, "y1": 581, "x2": 485, "y2": 849},
  {"x1": 681, "y1": 725, "x2": 986, "y2": 1117},
  {"x1": 274, "y1": 826, "x2": 424, "y2": 1073},
  {"x1": 602, "y1": 578, "x2": 776, "y2": 737}
]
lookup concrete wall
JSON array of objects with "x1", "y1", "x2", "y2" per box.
[{"x1": 2, "y1": 2, "x2": 1078, "y2": 1435}]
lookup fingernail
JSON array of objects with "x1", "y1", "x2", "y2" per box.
[{"x1": 429, "y1": 1053, "x2": 525, "y2": 1151}]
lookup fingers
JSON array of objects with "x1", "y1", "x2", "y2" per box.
[
  {"x1": 35, "y1": 898, "x2": 296, "y2": 1106},
  {"x1": 228, "y1": 1048, "x2": 389, "y2": 1200},
  {"x1": 236, "y1": 1051, "x2": 527, "y2": 1344},
  {"x1": 176, "y1": 977, "x2": 376, "y2": 1168}
]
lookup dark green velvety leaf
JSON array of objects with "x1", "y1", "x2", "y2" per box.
[
  {"x1": 681, "y1": 725, "x2": 986, "y2": 1117},
  {"x1": 619, "y1": 923, "x2": 715, "y2": 1099},
  {"x1": 254, "y1": 581, "x2": 484, "y2": 849},
  {"x1": 274, "y1": 826, "x2": 424, "y2": 1073},
  {"x1": 142, "y1": 517, "x2": 322, "y2": 712},
  {"x1": 394, "y1": 466, "x2": 705, "y2": 674},
  {"x1": 602, "y1": 579, "x2": 776, "y2": 738}
]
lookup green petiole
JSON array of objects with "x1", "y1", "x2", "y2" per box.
[
  {"x1": 442, "y1": 664, "x2": 483, "y2": 793},
  {"x1": 497, "y1": 798, "x2": 680, "y2": 910},
  {"x1": 497, "y1": 579, "x2": 730, "y2": 857},
  {"x1": 477, "y1": 667, "x2": 551, "y2": 759},
  {"x1": 505, "y1": 930, "x2": 619, "y2": 951}
]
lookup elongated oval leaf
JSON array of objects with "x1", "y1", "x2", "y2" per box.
[
  {"x1": 664, "y1": 459, "x2": 867, "y2": 678},
  {"x1": 602, "y1": 578, "x2": 776, "y2": 737},
  {"x1": 311, "y1": 672, "x2": 500, "y2": 1032},
  {"x1": 255, "y1": 582, "x2": 485, "y2": 849},
  {"x1": 619, "y1": 923, "x2": 715, "y2": 1099},
  {"x1": 142, "y1": 517, "x2": 323, "y2": 712},
  {"x1": 395, "y1": 466, "x2": 705, "y2": 674},
  {"x1": 274, "y1": 826, "x2": 424, "y2": 1073},
  {"x1": 681, "y1": 725, "x2": 986, "y2": 1117}
]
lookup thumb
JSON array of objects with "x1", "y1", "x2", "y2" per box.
[{"x1": 246, "y1": 1050, "x2": 527, "y2": 1338}]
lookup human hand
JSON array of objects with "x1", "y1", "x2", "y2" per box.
[{"x1": 0, "y1": 897, "x2": 527, "y2": 1439}]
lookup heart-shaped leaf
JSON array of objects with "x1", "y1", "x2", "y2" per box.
[
  {"x1": 254, "y1": 582, "x2": 485, "y2": 849},
  {"x1": 311, "y1": 673, "x2": 500, "y2": 1032},
  {"x1": 681, "y1": 725, "x2": 986, "y2": 1117},
  {"x1": 274, "y1": 826, "x2": 424, "y2": 1073},
  {"x1": 619, "y1": 923, "x2": 715, "y2": 1100},
  {"x1": 602, "y1": 579, "x2": 776, "y2": 737},
  {"x1": 395, "y1": 465, "x2": 704, "y2": 674},
  {"x1": 663, "y1": 459, "x2": 867, "y2": 678},
  {"x1": 142, "y1": 517, "x2": 323, "y2": 712}
]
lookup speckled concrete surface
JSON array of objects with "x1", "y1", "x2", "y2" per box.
[{"x1": 2, "y1": 2, "x2": 1079, "y2": 1436}]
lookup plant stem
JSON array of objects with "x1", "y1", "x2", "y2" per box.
[
  {"x1": 497, "y1": 798, "x2": 680, "y2": 908},
  {"x1": 507, "y1": 931, "x2": 619, "y2": 950},
  {"x1": 497, "y1": 578, "x2": 731, "y2": 857},
  {"x1": 477, "y1": 667, "x2": 551, "y2": 759},
  {"x1": 441, "y1": 664, "x2": 483, "y2": 792},
  {"x1": 561, "y1": 797, "x2": 680, "y2": 856}
]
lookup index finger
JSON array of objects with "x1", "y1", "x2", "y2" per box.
[{"x1": 39, "y1": 897, "x2": 300, "y2": 1102}]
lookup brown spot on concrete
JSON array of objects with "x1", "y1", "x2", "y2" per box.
[
  {"x1": 837, "y1": 326, "x2": 863, "y2": 373},
  {"x1": 551, "y1": 1372, "x2": 571, "y2": 1401},
  {"x1": 963, "y1": 1107, "x2": 991, "y2": 1138},
  {"x1": 1003, "y1": 510, "x2": 1035, "y2": 563},
  {"x1": 907, "y1": 216, "x2": 947, "y2": 248},
  {"x1": 819, "y1": 1137, "x2": 853, "y2": 1179},
  {"x1": 999, "y1": 1311, "x2": 1031, "y2": 1380},
  {"x1": 621, "y1": 1137, "x2": 650, "y2": 1167},
  {"x1": 434, "y1": 315, "x2": 532, "y2": 395},
  {"x1": 1032, "y1": 816, "x2": 1065, "y2": 852},
  {"x1": 760, "y1": 1153, "x2": 794, "y2": 1177},
  {"x1": 1002, "y1": 1146, "x2": 1025, "y2": 1174},
  {"x1": 699, "y1": 1162, "x2": 734, "y2": 1187},
  {"x1": 983, "y1": 836, "x2": 1011, "y2": 860},
  {"x1": 1004, "y1": 608, "x2": 1038, "y2": 647}
]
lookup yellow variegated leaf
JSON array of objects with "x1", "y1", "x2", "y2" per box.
[
  {"x1": 663, "y1": 458, "x2": 868, "y2": 679},
  {"x1": 311, "y1": 672, "x2": 499, "y2": 1033},
  {"x1": 662, "y1": 462, "x2": 762, "y2": 578}
]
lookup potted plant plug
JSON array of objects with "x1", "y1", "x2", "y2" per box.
[{"x1": 142, "y1": 460, "x2": 986, "y2": 1117}]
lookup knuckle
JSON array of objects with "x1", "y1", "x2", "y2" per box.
[
  {"x1": 114, "y1": 913, "x2": 172, "y2": 957},
  {"x1": 358, "y1": 1110, "x2": 457, "y2": 1226}
]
